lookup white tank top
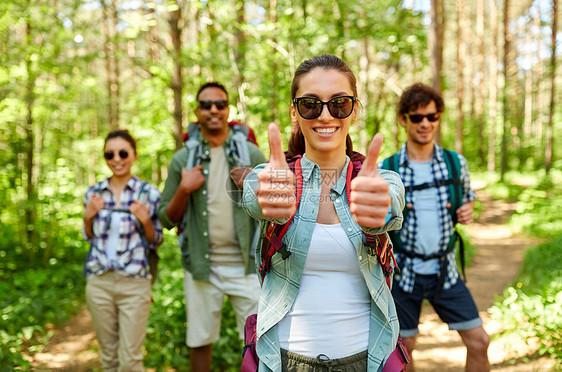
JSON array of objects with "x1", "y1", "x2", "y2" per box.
[{"x1": 278, "y1": 223, "x2": 370, "y2": 358}]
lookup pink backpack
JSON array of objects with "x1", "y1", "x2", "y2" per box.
[{"x1": 241, "y1": 313, "x2": 258, "y2": 372}]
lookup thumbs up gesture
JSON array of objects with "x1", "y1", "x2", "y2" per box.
[
  {"x1": 349, "y1": 134, "x2": 391, "y2": 228},
  {"x1": 256, "y1": 123, "x2": 296, "y2": 219}
]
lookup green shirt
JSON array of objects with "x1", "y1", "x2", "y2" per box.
[{"x1": 158, "y1": 133, "x2": 266, "y2": 280}]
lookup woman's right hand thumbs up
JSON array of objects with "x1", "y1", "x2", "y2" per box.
[{"x1": 256, "y1": 123, "x2": 296, "y2": 219}]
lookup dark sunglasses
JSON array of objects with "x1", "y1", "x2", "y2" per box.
[
  {"x1": 293, "y1": 95, "x2": 357, "y2": 120},
  {"x1": 405, "y1": 112, "x2": 440, "y2": 124},
  {"x1": 198, "y1": 100, "x2": 228, "y2": 110},
  {"x1": 104, "y1": 150, "x2": 129, "y2": 160}
]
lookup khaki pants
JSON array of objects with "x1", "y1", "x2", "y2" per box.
[{"x1": 86, "y1": 271, "x2": 151, "y2": 372}]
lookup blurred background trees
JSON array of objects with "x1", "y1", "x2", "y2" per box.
[{"x1": 1, "y1": 0, "x2": 561, "y2": 369}]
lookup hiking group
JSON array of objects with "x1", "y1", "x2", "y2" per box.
[{"x1": 82, "y1": 54, "x2": 489, "y2": 372}]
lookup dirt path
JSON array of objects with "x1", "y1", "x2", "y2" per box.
[{"x1": 28, "y1": 188, "x2": 557, "y2": 371}]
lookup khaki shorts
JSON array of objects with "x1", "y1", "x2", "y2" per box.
[{"x1": 183, "y1": 265, "x2": 260, "y2": 348}]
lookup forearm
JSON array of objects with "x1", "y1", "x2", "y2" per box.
[
  {"x1": 84, "y1": 216, "x2": 94, "y2": 239},
  {"x1": 139, "y1": 216, "x2": 156, "y2": 243},
  {"x1": 165, "y1": 189, "x2": 190, "y2": 223}
]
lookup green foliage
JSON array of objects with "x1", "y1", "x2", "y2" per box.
[
  {"x1": 489, "y1": 237, "x2": 562, "y2": 367},
  {"x1": 0, "y1": 228, "x2": 86, "y2": 368},
  {"x1": 143, "y1": 238, "x2": 190, "y2": 369},
  {"x1": 489, "y1": 171, "x2": 562, "y2": 367},
  {"x1": 508, "y1": 170, "x2": 562, "y2": 237}
]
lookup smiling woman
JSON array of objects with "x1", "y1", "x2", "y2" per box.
[
  {"x1": 242, "y1": 54, "x2": 407, "y2": 372},
  {"x1": 82, "y1": 129, "x2": 163, "y2": 371}
]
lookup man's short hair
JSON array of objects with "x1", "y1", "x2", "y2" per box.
[
  {"x1": 196, "y1": 82, "x2": 229, "y2": 101},
  {"x1": 398, "y1": 83, "x2": 444, "y2": 115}
]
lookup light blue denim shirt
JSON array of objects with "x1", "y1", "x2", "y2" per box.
[{"x1": 243, "y1": 154, "x2": 405, "y2": 372}]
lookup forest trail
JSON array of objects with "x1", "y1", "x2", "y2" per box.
[{"x1": 28, "y1": 186, "x2": 557, "y2": 371}]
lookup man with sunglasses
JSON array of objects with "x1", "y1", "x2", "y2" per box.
[
  {"x1": 380, "y1": 83, "x2": 490, "y2": 372},
  {"x1": 158, "y1": 82, "x2": 265, "y2": 372}
]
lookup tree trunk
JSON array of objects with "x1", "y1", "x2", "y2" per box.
[
  {"x1": 101, "y1": 0, "x2": 114, "y2": 129},
  {"x1": 233, "y1": 0, "x2": 248, "y2": 121},
  {"x1": 24, "y1": 20, "x2": 37, "y2": 262},
  {"x1": 546, "y1": 0, "x2": 557, "y2": 174},
  {"x1": 523, "y1": 30, "x2": 533, "y2": 161},
  {"x1": 110, "y1": 0, "x2": 120, "y2": 128},
  {"x1": 501, "y1": 0, "x2": 511, "y2": 180},
  {"x1": 268, "y1": 0, "x2": 279, "y2": 124},
  {"x1": 429, "y1": 0, "x2": 444, "y2": 144},
  {"x1": 359, "y1": 33, "x2": 371, "y2": 154},
  {"x1": 475, "y1": 0, "x2": 486, "y2": 164},
  {"x1": 456, "y1": 0, "x2": 465, "y2": 154},
  {"x1": 169, "y1": 4, "x2": 183, "y2": 150},
  {"x1": 534, "y1": 6, "x2": 544, "y2": 161},
  {"x1": 148, "y1": 6, "x2": 159, "y2": 63},
  {"x1": 488, "y1": 0, "x2": 499, "y2": 172},
  {"x1": 101, "y1": 0, "x2": 120, "y2": 129}
]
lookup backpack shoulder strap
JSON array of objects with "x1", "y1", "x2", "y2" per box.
[
  {"x1": 442, "y1": 149, "x2": 463, "y2": 223},
  {"x1": 184, "y1": 123, "x2": 205, "y2": 171},
  {"x1": 229, "y1": 125, "x2": 251, "y2": 167},
  {"x1": 381, "y1": 153, "x2": 400, "y2": 173},
  {"x1": 136, "y1": 180, "x2": 151, "y2": 204},
  {"x1": 380, "y1": 153, "x2": 405, "y2": 253}
]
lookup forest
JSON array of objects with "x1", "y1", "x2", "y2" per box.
[{"x1": 1, "y1": 0, "x2": 561, "y2": 370}]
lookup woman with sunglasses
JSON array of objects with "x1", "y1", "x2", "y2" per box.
[
  {"x1": 83, "y1": 129, "x2": 163, "y2": 371},
  {"x1": 243, "y1": 54, "x2": 405, "y2": 371}
]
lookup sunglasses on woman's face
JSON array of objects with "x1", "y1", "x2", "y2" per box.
[
  {"x1": 104, "y1": 150, "x2": 129, "y2": 160},
  {"x1": 198, "y1": 100, "x2": 228, "y2": 110},
  {"x1": 293, "y1": 95, "x2": 357, "y2": 120},
  {"x1": 405, "y1": 112, "x2": 440, "y2": 124}
]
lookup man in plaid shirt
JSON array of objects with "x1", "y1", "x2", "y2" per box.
[{"x1": 380, "y1": 83, "x2": 490, "y2": 372}]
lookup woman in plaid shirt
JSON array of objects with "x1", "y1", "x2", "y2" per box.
[{"x1": 83, "y1": 129, "x2": 163, "y2": 371}]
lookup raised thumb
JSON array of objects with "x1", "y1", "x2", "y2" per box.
[
  {"x1": 267, "y1": 122, "x2": 288, "y2": 168},
  {"x1": 360, "y1": 133, "x2": 383, "y2": 175}
]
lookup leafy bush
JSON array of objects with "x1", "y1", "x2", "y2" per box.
[
  {"x1": 489, "y1": 171, "x2": 562, "y2": 368},
  {"x1": 489, "y1": 237, "x2": 562, "y2": 367},
  {"x1": 0, "y1": 237, "x2": 86, "y2": 368}
]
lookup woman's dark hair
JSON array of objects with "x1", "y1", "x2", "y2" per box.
[
  {"x1": 398, "y1": 83, "x2": 445, "y2": 116},
  {"x1": 288, "y1": 54, "x2": 357, "y2": 157},
  {"x1": 104, "y1": 129, "x2": 137, "y2": 153}
]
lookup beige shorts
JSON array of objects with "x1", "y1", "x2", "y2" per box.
[{"x1": 183, "y1": 265, "x2": 260, "y2": 348}]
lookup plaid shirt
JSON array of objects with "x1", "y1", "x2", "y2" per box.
[
  {"x1": 379, "y1": 142, "x2": 475, "y2": 293},
  {"x1": 83, "y1": 176, "x2": 163, "y2": 279},
  {"x1": 243, "y1": 155, "x2": 405, "y2": 372}
]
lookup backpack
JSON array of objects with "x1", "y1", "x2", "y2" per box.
[
  {"x1": 84, "y1": 180, "x2": 159, "y2": 284},
  {"x1": 241, "y1": 153, "x2": 410, "y2": 372},
  {"x1": 176, "y1": 121, "x2": 257, "y2": 247},
  {"x1": 380, "y1": 149, "x2": 466, "y2": 293}
]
